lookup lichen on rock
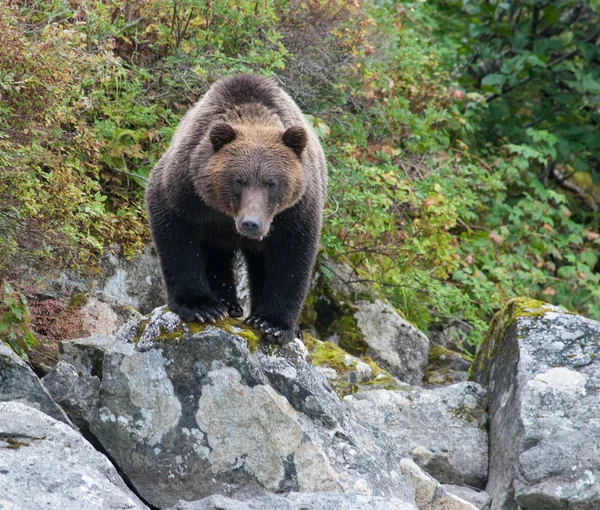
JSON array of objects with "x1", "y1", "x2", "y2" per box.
[
  {"x1": 88, "y1": 306, "x2": 416, "y2": 508},
  {"x1": 471, "y1": 298, "x2": 600, "y2": 509}
]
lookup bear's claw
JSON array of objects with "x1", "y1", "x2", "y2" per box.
[
  {"x1": 244, "y1": 315, "x2": 300, "y2": 345},
  {"x1": 171, "y1": 295, "x2": 230, "y2": 324}
]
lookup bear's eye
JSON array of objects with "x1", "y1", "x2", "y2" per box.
[
  {"x1": 234, "y1": 178, "x2": 245, "y2": 186},
  {"x1": 267, "y1": 181, "x2": 277, "y2": 190}
]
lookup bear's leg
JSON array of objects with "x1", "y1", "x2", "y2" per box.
[
  {"x1": 206, "y1": 248, "x2": 243, "y2": 318},
  {"x1": 149, "y1": 211, "x2": 228, "y2": 323},
  {"x1": 245, "y1": 220, "x2": 318, "y2": 344}
]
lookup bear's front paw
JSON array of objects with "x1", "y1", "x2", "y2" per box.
[
  {"x1": 170, "y1": 294, "x2": 229, "y2": 324},
  {"x1": 244, "y1": 314, "x2": 302, "y2": 345}
]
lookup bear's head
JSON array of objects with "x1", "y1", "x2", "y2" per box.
[{"x1": 196, "y1": 122, "x2": 308, "y2": 240}]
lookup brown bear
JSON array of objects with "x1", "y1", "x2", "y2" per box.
[{"x1": 146, "y1": 75, "x2": 327, "y2": 344}]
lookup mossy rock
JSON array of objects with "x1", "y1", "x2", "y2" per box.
[
  {"x1": 136, "y1": 310, "x2": 261, "y2": 353},
  {"x1": 303, "y1": 334, "x2": 398, "y2": 396},
  {"x1": 300, "y1": 273, "x2": 369, "y2": 357},
  {"x1": 469, "y1": 297, "x2": 566, "y2": 381}
]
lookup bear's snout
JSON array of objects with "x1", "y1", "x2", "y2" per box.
[{"x1": 240, "y1": 216, "x2": 262, "y2": 236}]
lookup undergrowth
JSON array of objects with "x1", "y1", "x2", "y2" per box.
[{"x1": 1, "y1": 0, "x2": 599, "y2": 349}]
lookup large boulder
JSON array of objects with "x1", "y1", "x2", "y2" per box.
[
  {"x1": 79, "y1": 291, "x2": 143, "y2": 337},
  {"x1": 101, "y1": 246, "x2": 166, "y2": 314},
  {"x1": 42, "y1": 360, "x2": 100, "y2": 430},
  {"x1": 353, "y1": 300, "x2": 429, "y2": 385},
  {"x1": 89, "y1": 307, "x2": 417, "y2": 509},
  {"x1": 0, "y1": 402, "x2": 147, "y2": 510},
  {"x1": 0, "y1": 343, "x2": 71, "y2": 424},
  {"x1": 344, "y1": 382, "x2": 488, "y2": 488},
  {"x1": 472, "y1": 298, "x2": 600, "y2": 509},
  {"x1": 169, "y1": 493, "x2": 418, "y2": 510}
]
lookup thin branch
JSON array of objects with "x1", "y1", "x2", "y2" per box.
[{"x1": 551, "y1": 167, "x2": 599, "y2": 212}]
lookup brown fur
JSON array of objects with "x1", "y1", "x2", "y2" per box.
[{"x1": 146, "y1": 74, "x2": 327, "y2": 343}]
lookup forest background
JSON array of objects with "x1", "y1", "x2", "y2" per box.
[{"x1": 1, "y1": 0, "x2": 599, "y2": 354}]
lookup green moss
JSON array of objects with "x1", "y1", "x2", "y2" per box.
[
  {"x1": 310, "y1": 341, "x2": 350, "y2": 373},
  {"x1": 302, "y1": 332, "x2": 318, "y2": 352},
  {"x1": 149, "y1": 315, "x2": 261, "y2": 352},
  {"x1": 449, "y1": 405, "x2": 486, "y2": 424},
  {"x1": 133, "y1": 319, "x2": 149, "y2": 344},
  {"x1": 4, "y1": 437, "x2": 30, "y2": 449},
  {"x1": 469, "y1": 297, "x2": 558, "y2": 381},
  {"x1": 359, "y1": 356, "x2": 382, "y2": 377},
  {"x1": 230, "y1": 325, "x2": 260, "y2": 352},
  {"x1": 68, "y1": 293, "x2": 88, "y2": 309},
  {"x1": 362, "y1": 371, "x2": 398, "y2": 390}
]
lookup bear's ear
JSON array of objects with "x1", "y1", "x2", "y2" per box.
[
  {"x1": 209, "y1": 123, "x2": 236, "y2": 152},
  {"x1": 282, "y1": 126, "x2": 307, "y2": 157}
]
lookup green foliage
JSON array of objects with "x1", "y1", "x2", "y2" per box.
[
  {"x1": 428, "y1": 0, "x2": 600, "y2": 179},
  {"x1": 2, "y1": 0, "x2": 599, "y2": 348},
  {"x1": 0, "y1": 284, "x2": 35, "y2": 359}
]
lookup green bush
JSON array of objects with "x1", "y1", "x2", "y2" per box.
[{"x1": 2, "y1": 0, "x2": 599, "y2": 349}]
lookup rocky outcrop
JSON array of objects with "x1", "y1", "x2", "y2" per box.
[
  {"x1": 42, "y1": 360, "x2": 100, "y2": 430},
  {"x1": 472, "y1": 298, "x2": 600, "y2": 509},
  {"x1": 442, "y1": 485, "x2": 491, "y2": 510},
  {"x1": 354, "y1": 299, "x2": 429, "y2": 385},
  {"x1": 0, "y1": 402, "x2": 147, "y2": 510},
  {"x1": 169, "y1": 493, "x2": 418, "y2": 510},
  {"x1": 399, "y1": 458, "x2": 478, "y2": 510},
  {"x1": 0, "y1": 343, "x2": 71, "y2": 424},
  {"x1": 101, "y1": 246, "x2": 166, "y2": 314},
  {"x1": 89, "y1": 307, "x2": 417, "y2": 509},
  {"x1": 344, "y1": 382, "x2": 488, "y2": 488}
]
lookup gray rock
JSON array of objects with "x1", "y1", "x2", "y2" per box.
[
  {"x1": 80, "y1": 291, "x2": 142, "y2": 337},
  {"x1": 442, "y1": 485, "x2": 491, "y2": 510},
  {"x1": 101, "y1": 246, "x2": 165, "y2": 314},
  {"x1": 169, "y1": 493, "x2": 418, "y2": 510},
  {"x1": 59, "y1": 334, "x2": 116, "y2": 376},
  {"x1": 472, "y1": 298, "x2": 600, "y2": 509},
  {"x1": 0, "y1": 343, "x2": 71, "y2": 424},
  {"x1": 354, "y1": 300, "x2": 429, "y2": 385},
  {"x1": 0, "y1": 401, "x2": 147, "y2": 510},
  {"x1": 42, "y1": 361, "x2": 100, "y2": 430},
  {"x1": 89, "y1": 307, "x2": 417, "y2": 509},
  {"x1": 344, "y1": 382, "x2": 488, "y2": 488},
  {"x1": 399, "y1": 458, "x2": 478, "y2": 510}
]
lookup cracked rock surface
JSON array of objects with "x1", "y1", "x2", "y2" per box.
[
  {"x1": 0, "y1": 343, "x2": 71, "y2": 425},
  {"x1": 345, "y1": 382, "x2": 488, "y2": 488},
  {"x1": 472, "y1": 298, "x2": 600, "y2": 509},
  {"x1": 89, "y1": 307, "x2": 417, "y2": 509},
  {"x1": 0, "y1": 401, "x2": 147, "y2": 510}
]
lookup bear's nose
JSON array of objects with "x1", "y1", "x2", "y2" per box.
[{"x1": 240, "y1": 216, "x2": 262, "y2": 235}]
